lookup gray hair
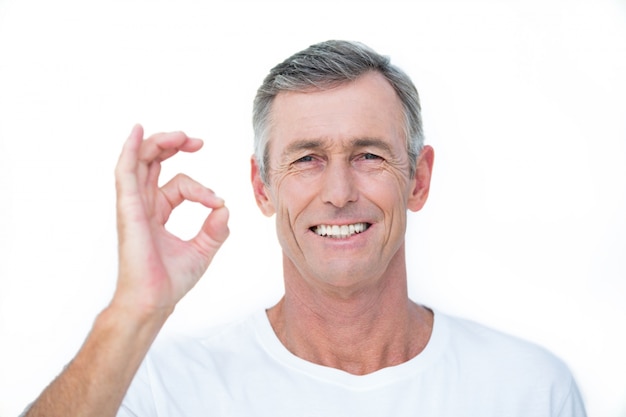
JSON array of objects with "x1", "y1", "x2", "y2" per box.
[{"x1": 252, "y1": 40, "x2": 424, "y2": 183}]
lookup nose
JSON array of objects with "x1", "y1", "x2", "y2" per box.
[{"x1": 320, "y1": 160, "x2": 358, "y2": 208}]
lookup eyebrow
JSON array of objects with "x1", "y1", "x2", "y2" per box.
[
  {"x1": 282, "y1": 140, "x2": 327, "y2": 157},
  {"x1": 350, "y1": 137, "x2": 393, "y2": 154}
]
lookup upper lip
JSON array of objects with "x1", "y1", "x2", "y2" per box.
[{"x1": 309, "y1": 220, "x2": 371, "y2": 228}]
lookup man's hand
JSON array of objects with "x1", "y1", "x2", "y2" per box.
[
  {"x1": 22, "y1": 125, "x2": 229, "y2": 417},
  {"x1": 112, "y1": 124, "x2": 230, "y2": 317}
]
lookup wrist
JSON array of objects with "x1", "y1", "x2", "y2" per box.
[{"x1": 103, "y1": 298, "x2": 173, "y2": 336}]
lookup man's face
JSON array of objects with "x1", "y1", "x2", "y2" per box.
[{"x1": 252, "y1": 72, "x2": 433, "y2": 293}]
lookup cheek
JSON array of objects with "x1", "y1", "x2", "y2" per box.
[
  {"x1": 271, "y1": 176, "x2": 316, "y2": 227},
  {"x1": 362, "y1": 169, "x2": 411, "y2": 208}
]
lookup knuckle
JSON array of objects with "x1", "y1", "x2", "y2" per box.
[{"x1": 174, "y1": 172, "x2": 191, "y2": 182}]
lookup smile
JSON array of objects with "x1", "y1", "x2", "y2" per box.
[{"x1": 311, "y1": 223, "x2": 370, "y2": 239}]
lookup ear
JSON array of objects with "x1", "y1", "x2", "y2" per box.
[
  {"x1": 251, "y1": 155, "x2": 276, "y2": 217},
  {"x1": 407, "y1": 145, "x2": 435, "y2": 212}
]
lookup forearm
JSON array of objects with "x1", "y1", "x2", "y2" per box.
[{"x1": 23, "y1": 304, "x2": 170, "y2": 417}]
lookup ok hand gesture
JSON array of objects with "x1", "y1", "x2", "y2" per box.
[{"x1": 112, "y1": 124, "x2": 230, "y2": 318}]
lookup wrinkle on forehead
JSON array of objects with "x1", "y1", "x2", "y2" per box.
[{"x1": 268, "y1": 72, "x2": 409, "y2": 176}]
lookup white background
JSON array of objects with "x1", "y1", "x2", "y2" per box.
[{"x1": 1, "y1": 0, "x2": 625, "y2": 415}]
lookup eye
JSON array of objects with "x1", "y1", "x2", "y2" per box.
[
  {"x1": 294, "y1": 155, "x2": 315, "y2": 163},
  {"x1": 361, "y1": 153, "x2": 383, "y2": 161}
]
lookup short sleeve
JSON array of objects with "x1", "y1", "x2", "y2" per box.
[
  {"x1": 116, "y1": 355, "x2": 158, "y2": 417},
  {"x1": 556, "y1": 376, "x2": 587, "y2": 417}
]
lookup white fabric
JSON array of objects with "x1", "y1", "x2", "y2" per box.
[{"x1": 118, "y1": 309, "x2": 586, "y2": 416}]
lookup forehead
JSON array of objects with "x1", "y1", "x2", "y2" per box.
[{"x1": 268, "y1": 72, "x2": 405, "y2": 155}]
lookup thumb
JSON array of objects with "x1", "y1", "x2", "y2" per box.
[{"x1": 193, "y1": 205, "x2": 230, "y2": 254}]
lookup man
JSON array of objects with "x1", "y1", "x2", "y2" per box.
[{"x1": 23, "y1": 40, "x2": 586, "y2": 416}]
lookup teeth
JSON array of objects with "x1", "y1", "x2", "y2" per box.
[{"x1": 312, "y1": 223, "x2": 369, "y2": 239}]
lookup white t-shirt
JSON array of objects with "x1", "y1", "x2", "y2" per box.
[{"x1": 118, "y1": 309, "x2": 586, "y2": 416}]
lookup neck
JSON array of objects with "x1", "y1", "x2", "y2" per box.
[{"x1": 267, "y1": 251, "x2": 433, "y2": 375}]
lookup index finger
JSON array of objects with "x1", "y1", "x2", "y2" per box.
[
  {"x1": 160, "y1": 173, "x2": 225, "y2": 212},
  {"x1": 139, "y1": 131, "x2": 204, "y2": 164},
  {"x1": 115, "y1": 123, "x2": 144, "y2": 180}
]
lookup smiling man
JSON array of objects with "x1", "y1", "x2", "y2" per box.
[
  {"x1": 22, "y1": 40, "x2": 586, "y2": 417},
  {"x1": 253, "y1": 70, "x2": 435, "y2": 375}
]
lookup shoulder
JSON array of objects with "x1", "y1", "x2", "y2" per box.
[
  {"x1": 140, "y1": 310, "x2": 268, "y2": 381},
  {"x1": 435, "y1": 313, "x2": 572, "y2": 385},
  {"x1": 430, "y1": 311, "x2": 587, "y2": 415},
  {"x1": 120, "y1": 311, "x2": 270, "y2": 415},
  {"x1": 151, "y1": 311, "x2": 261, "y2": 358}
]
